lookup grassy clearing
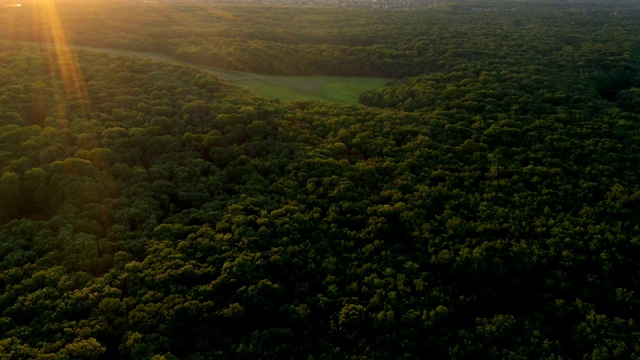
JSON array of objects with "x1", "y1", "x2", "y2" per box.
[
  {"x1": 235, "y1": 74, "x2": 393, "y2": 103},
  {"x1": 63, "y1": 45, "x2": 393, "y2": 103}
]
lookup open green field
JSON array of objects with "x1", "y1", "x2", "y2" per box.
[
  {"x1": 233, "y1": 74, "x2": 394, "y2": 103},
  {"x1": 65, "y1": 45, "x2": 393, "y2": 103}
]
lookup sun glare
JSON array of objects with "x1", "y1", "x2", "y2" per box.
[{"x1": 31, "y1": 0, "x2": 92, "y2": 124}]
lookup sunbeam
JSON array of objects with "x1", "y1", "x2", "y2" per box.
[{"x1": 31, "y1": 0, "x2": 92, "y2": 124}]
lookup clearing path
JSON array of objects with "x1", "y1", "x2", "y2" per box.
[{"x1": 46, "y1": 43, "x2": 394, "y2": 103}]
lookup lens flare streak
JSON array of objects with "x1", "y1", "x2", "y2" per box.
[{"x1": 32, "y1": 0, "x2": 92, "y2": 123}]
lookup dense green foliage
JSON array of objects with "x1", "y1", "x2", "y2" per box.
[{"x1": 2, "y1": 1, "x2": 640, "y2": 359}]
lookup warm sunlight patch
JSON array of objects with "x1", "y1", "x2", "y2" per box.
[{"x1": 30, "y1": 0, "x2": 91, "y2": 124}]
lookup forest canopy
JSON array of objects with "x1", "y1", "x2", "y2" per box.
[{"x1": 1, "y1": 1, "x2": 640, "y2": 359}]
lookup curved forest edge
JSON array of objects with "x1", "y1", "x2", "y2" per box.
[
  {"x1": 1, "y1": 1, "x2": 640, "y2": 359},
  {"x1": 32, "y1": 42, "x2": 395, "y2": 104}
]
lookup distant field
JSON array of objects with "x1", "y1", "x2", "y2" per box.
[
  {"x1": 234, "y1": 75, "x2": 394, "y2": 103},
  {"x1": 58, "y1": 45, "x2": 393, "y2": 103}
]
